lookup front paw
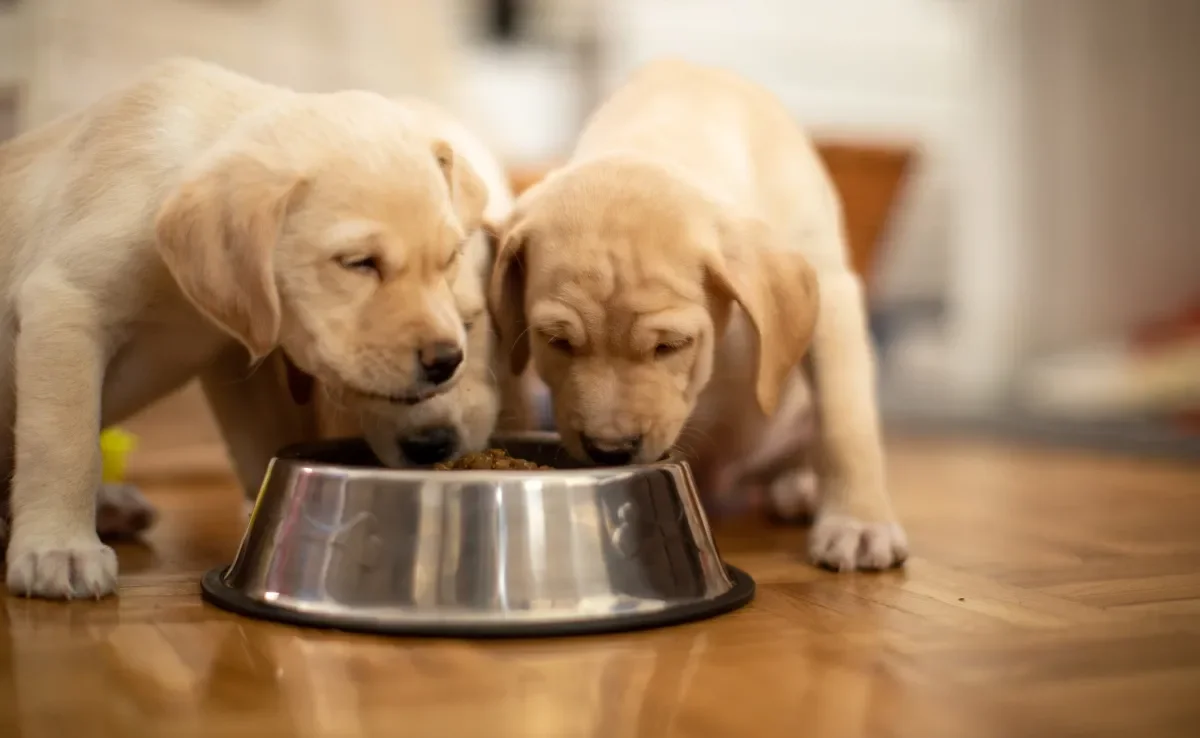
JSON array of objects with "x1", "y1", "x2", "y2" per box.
[
  {"x1": 809, "y1": 514, "x2": 908, "y2": 572},
  {"x1": 6, "y1": 535, "x2": 118, "y2": 599}
]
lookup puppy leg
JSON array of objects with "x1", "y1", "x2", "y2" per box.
[
  {"x1": 807, "y1": 272, "x2": 908, "y2": 571},
  {"x1": 6, "y1": 284, "x2": 116, "y2": 599},
  {"x1": 201, "y1": 347, "x2": 316, "y2": 511},
  {"x1": 96, "y1": 484, "x2": 157, "y2": 539},
  {"x1": 738, "y1": 373, "x2": 820, "y2": 523},
  {"x1": 766, "y1": 466, "x2": 820, "y2": 524},
  {"x1": 2, "y1": 483, "x2": 156, "y2": 544}
]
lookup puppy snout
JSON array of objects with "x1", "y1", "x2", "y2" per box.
[
  {"x1": 580, "y1": 434, "x2": 643, "y2": 466},
  {"x1": 418, "y1": 342, "x2": 464, "y2": 386},
  {"x1": 399, "y1": 425, "x2": 460, "y2": 465}
]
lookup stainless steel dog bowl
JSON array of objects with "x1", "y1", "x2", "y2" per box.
[{"x1": 202, "y1": 433, "x2": 754, "y2": 637}]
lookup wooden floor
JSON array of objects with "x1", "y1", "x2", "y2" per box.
[{"x1": 2, "y1": 386, "x2": 1199, "y2": 737}]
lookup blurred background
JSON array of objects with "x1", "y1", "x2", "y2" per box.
[{"x1": 1, "y1": 0, "x2": 1197, "y2": 474}]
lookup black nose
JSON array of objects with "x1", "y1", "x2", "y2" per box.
[
  {"x1": 580, "y1": 434, "x2": 642, "y2": 466},
  {"x1": 399, "y1": 426, "x2": 460, "y2": 465},
  {"x1": 418, "y1": 342, "x2": 463, "y2": 386}
]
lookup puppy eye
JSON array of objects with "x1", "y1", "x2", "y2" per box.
[
  {"x1": 654, "y1": 337, "x2": 694, "y2": 358},
  {"x1": 337, "y1": 254, "x2": 382, "y2": 277},
  {"x1": 463, "y1": 312, "x2": 482, "y2": 331},
  {"x1": 546, "y1": 335, "x2": 574, "y2": 353}
]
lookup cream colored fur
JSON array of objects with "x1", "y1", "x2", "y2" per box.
[
  {"x1": 306, "y1": 97, "x2": 535, "y2": 466},
  {"x1": 491, "y1": 59, "x2": 907, "y2": 571},
  {"x1": 0, "y1": 59, "x2": 489, "y2": 599}
]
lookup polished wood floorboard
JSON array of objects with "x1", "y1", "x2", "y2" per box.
[{"x1": 2, "y1": 390, "x2": 1199, "y2": 737}]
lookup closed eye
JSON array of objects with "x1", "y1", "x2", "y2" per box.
[
  {"x1": 337, "y1": 254, "x2": 382, "y2": 277},
  {"x1": 542, "y1": 332, "x2": 574, "y2": 353},
  {"x1": 654, "y1": 336, "x2": 694, "y2": 358}
]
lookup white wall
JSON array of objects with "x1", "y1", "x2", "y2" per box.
[
  {"x1": 1020, "y1": 0, "x2": 1200, "y2": 352},
  {"x1": 14, "y1": 0, "x2": 459, "y2": 128},
  {"x1": 457, "y1": 44, "x2": 587, "y2": 167},
  {"x1": 603, "y1": 0, "x2": 964, "y2": 140},
  {"x1": 946, "y1": 0, "x2": 1200, "y2": 405}
]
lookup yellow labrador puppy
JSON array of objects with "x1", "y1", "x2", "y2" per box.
[
  {"x1": 307, "y1": 97, "x2": 533, "y2": 468},
  {"x1": 0, "y1": 59, "x2": 487, "y2": 599},
  {"x1": 490, "y1": 59, "x2": 907, "y2": 571}
]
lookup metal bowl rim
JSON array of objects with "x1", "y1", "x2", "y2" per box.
[{"x1": 269, "y1": 431, "x2": 692, "y2": 482}]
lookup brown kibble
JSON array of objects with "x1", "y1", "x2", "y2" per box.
[{"x1": 432, "y1": 447, "x2": 554, "y2": 471}]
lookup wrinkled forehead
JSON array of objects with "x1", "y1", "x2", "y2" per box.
[
  {"x1": 528, "y1": 241, "x2": 708, "y2": 328},
  {"x1": 518, "y1": 171, "x2": 720, "y2": 318}
]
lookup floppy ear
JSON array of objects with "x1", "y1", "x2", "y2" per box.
[
  {"x1": 707, "y1": 217, "x2": 820, "y2": 416},
  {"x1": 155, "y1": 154, "x2": 305, "y2": 360},
  {"x1": 432, "y1": 140, "x2": 488, "y2": 235},
  {"x1": 487, "y1": 218, "x2": 531, "y2": 375}
]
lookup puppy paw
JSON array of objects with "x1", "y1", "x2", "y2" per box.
[
  {"x1": 809, "y1": 514, "x2": 908, "y2": 572},
  {"x1": 6, "y1": 536, "x2": 119, "y2": 599},
  {"x1": 96, "y1": 483, "x2": 158, "y2": 539},
  {"x1": 765, "y1": 467, "x2": 820, "y2": 524}
]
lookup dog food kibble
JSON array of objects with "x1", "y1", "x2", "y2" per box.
[{"x1": 433, "y1": 448, "x2": 552, "y2": 471}]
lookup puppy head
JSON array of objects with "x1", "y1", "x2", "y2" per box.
[
  {"x1": 490, "y1": 159, "x2": 818, "y2": 464},
  {"x1": 155, "y1": 93, "x2": 488, "y2": 403},
  {"x1": 353, "y1": 229, "x2": 501, "y2": 466}
]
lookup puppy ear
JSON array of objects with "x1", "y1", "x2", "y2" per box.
[
  {"x1": 488, "y1": 218, "x2": 531, "y2": 375},
  {"x1": 708, "y1": 217, "x2": 820, "y2": 416},
  {"x1": 433, "y1": 140, "x2": 488, "y2": 235},
  {"x1": 155, "y1": 154, "x2": 305, "y2": 360}
]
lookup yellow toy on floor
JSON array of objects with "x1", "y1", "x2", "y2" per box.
[{"x1": 100, "y1": 428, "x2": 138, "y2": 484}]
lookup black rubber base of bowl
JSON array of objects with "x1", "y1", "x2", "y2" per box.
[{"x1": 201, "y1": 565, "x2": 756, "y2": 638}]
